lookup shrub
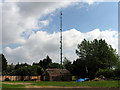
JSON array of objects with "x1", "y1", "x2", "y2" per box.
[
  {"x1": 114, "y1": 68, "x2": 120, "y2": 78},
  {"x1": 5, "y1": 78, "x2": 11, "y2": 81},
  {"x1": 96, "y1": 68, "x2": 115, "y2": 79}
]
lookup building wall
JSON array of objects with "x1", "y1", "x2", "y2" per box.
[
  {"x1": 47, "y1": 75, "x2": 72, "y2": 81},
  {"x1": 62, "y1": 75, "x2": 72, "y2": 81}
]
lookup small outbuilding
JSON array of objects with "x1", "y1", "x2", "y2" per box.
[{"x1": 43, "y1": 69, "x2": 72, "y2": 81}]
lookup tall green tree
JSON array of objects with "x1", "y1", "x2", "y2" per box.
[
  {"x1": 31, "y1": 65, "x2": 44, "y2": 75},
  {"x1": 74, "y1": 39, "x2": 118, "y2": 79},
  {"x1": 0, "y1": 54, "x2": 2, "y2": 75},
  {"x1": 114, "y1": 58, "x2": 120, "y2": 78},
  {"x1": 39, "y1": 55, "x2": 52, "y2": 70},
  {"x1": 63, "y1": 57, "x2": 73, "y2": 72},
  {"x1": 0, "y1": 54, "x2": 8, "y2": 75},
  {"x1": 7, "y1": 63, "x2": 15, "y2": 75}
]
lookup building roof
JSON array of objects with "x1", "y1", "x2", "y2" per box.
[{"x1": 46, "y1": 69, "x2": 71, "y2": 76}]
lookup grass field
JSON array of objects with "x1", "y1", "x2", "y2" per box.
[
  {"x1": 2, "y1": 84, "x2": 25, "y2": 88},
  {"x1": 2, "y1": 80, "x2": 120, "y2": 88}
]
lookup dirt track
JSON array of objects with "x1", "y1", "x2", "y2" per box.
[
  {"x1": 25, "y1": 86, "x2": 94, "y2": 88},
  {"x1": 2, "y1": 82, "x2": 31, "y2": 85}
]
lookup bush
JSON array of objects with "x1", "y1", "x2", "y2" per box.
[
  {"x1": 96, "y1": 68, "x2": 115, "y2": 79},
  {"x1": 2, "y1": 71, "x2": 7, "y2": 75},
  {"x1": 114, "y1": 68, "x2": 120, "y2": 78},
  {"x1": 5, "y1": 78, "x2": 11, "y2": 81}
]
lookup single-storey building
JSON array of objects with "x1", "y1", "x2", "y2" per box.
[{"x1": 43, "y1": 69, "x2": 72, "y2": 81}]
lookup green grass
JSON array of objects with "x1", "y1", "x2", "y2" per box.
[
  {"x1": 2, "y1": 84, "x2": 25, "y2": 88},
  {"x1": 2, "y1": 80, "x2": 120, "y2": 88},
  {"x1": 32, "y1": 80, "x2": 120, "y2": 88}
]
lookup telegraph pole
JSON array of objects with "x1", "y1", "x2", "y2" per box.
[{"x1": 60, "y1": 11, "x2": 62, "y2": 65}]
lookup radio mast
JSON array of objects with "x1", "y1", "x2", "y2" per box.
[{"x1": 60, "y1": 11, "x2": 62, "y2": 65}]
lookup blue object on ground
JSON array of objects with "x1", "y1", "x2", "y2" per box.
[
  {"x1": 76, "y1": 78, "x2": 85, "y2": 82},
  {"x1": 76, "y1": 78, "x2": 88, "y2": 82},
  {"x1": 84, "y1": 78, "x2": 88, "y2": 81}
]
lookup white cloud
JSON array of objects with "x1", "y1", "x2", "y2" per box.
[
  {"x1": 4, "y1": 0, "x2": 119, "y2": 2},
  {"x1": 2, "y1": 3, "x2": 26, "y2": 45},
  {"x1": 4, "y1": 29, "x2": 118, "y2": 64},
  {"x1": 0, "y1": 0, "x2": 2, "y2": 3},
  {"x1": 3, "y1": 1, "x2": 117, "y2": 45},
  {"x1": 0, "y1": 2, "x2": 2, "y2": 53},
  {"x1": 2, "y1": 2, "x2": 74, "y2": 45}
]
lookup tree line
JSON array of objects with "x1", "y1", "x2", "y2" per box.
[{"x1": 1, "y1": 39, "x2": 120, "y2": 80}]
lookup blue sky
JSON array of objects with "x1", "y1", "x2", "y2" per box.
[{"x1": 41, "y1": 2, "x2": 118, "y2": 33}]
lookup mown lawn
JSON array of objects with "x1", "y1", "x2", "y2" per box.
[
  {"x1": 2, "y1": 80, "x2": 120, "y2": 88},
  {"x1": 2, "y1": 84, "x2": 25, "y2": 88}
]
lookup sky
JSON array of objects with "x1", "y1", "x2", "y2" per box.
[{"x1": 0, "y1": 0, "x2": 119, "y2": 64}]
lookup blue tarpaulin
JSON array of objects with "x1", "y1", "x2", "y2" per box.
[{"x1": 76, "y1": 78, "x2": 88, "y2": 82}]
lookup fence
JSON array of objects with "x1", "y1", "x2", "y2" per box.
[{"x1": 0, "y1": 75, "x2": 41, "y2": 81}]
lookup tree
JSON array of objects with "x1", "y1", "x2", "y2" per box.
[
  {"x1": 32, "y1": 64, "x2": 44, "y2": 75},
  {"x1": 63, "y1": 57, "x2": 71, "y2": 66},
  {"x1": 72, "y1": 59, "x2": 87, "y2": 78},
  {"x1": 0, "y1": 54, "x2": 8, "y2": 75},
  {"x1": 32, "y1": 62, "x2": 39, "y2": 66},
  {"x1": 95, "y1": 68, "x2": 115, "y2": 78},
  {"x1": 63, "y1": 57, "x2": 73, "y2": 72},
  {"x1": 107, "y1": 45, "x2": 118, "y2": 69},
  {"x1": 14, "y1": 64, "x2": 30, "y2": 76},
  {"x1": 74, "y1": 39, "x2": 118, "y2": 79},
  {"x1": 47, "y1": 63, "x2": 64, "y2": 69},
  {"x1": 39, "y1": 55, "x2": 52, "y2": 69},
  {"x1": 14, "y1": 63, "x2": 44, "y2": 76},
  {"x1": 0, "y1": 54, "x2": 2, "y2": 75},
  {"x1": 114, "y1": 58, "x2": 120, "y2": 78},
  {"x1": 14, "y1": 62, "x2": 20, "y2": 70},
  {"x1": 7, "y1": 63, "x2": 15, "y2": 75}
]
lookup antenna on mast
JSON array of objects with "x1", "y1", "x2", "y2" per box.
[{"x1": 60, "y1": 11, "x2": 62, "y2": 65}]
